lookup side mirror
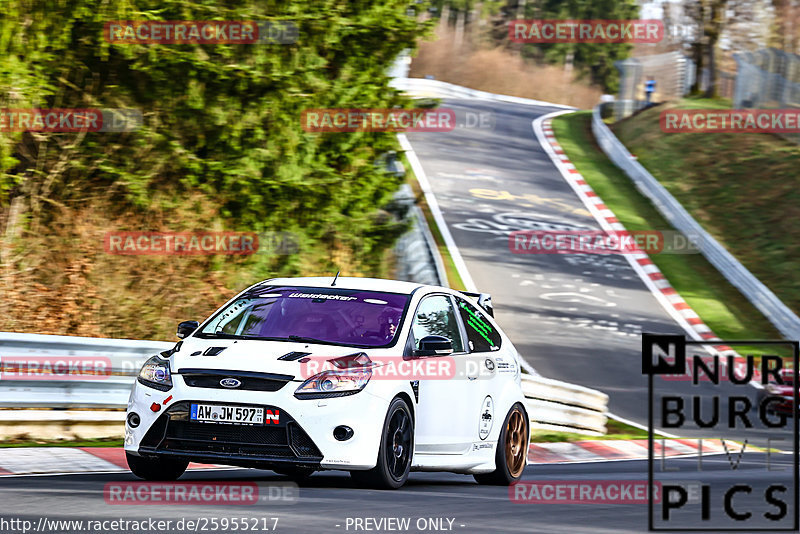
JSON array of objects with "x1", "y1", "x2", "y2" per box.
[
  {"x1": 177, "y1": 320, "x2": 199, "y2": 339},
  {"x1": 414, "y1": 335, "x2": 454, "y2": 357}
]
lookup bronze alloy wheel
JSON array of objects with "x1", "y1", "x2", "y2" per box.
[{"x1": 505, "y1": 407, "x2": 527, "y2": 478}]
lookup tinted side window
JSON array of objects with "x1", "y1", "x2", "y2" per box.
[
  {"x1": 411, "y1": 295, "x2": 464, "y2": 353},
  {"x1": 456, "y1": 297, "x2": 501, "y2": 352}
]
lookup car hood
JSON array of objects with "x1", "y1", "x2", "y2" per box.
[{"x1": 170, "y1": 338, "x2": 390, "y2": 379}]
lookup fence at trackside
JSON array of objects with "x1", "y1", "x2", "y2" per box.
[
  {"x1": 0, "y1": 332, "x2": 609, "y2": 439},
  {"x1": 593, "y1": 102, "x2": 800, "y2": 341}
]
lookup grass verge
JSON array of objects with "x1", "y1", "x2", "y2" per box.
[
  {"x1": 550, "y1": 111, "x2": 786, "y2": 358},
  {"x1": 532, "y1": 419, "x2": 666, "y2": 442},
  {"x1": 613, "y1": 98, "x2": 800, "y2": 321},
  {"x1": 400, "y1": 147, "x2": 466, "y2": 291}
]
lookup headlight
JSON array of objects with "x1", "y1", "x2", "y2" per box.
[
  {"x1": 294, "y1": 369, "x2": 372, "y2": 399},
  {"x1": 137, "y1": 355, "x2": 172, "y2": 391},
  {"x1": 765, "y1": 383, "x2": 781, "y2": 395}
]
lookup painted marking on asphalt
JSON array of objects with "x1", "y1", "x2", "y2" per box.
[
  {"x1": 578, "y1": 440, "x2": 638, "y2": 460},
  {"x1": 534, "y1": 113, "x2": 764, "y2": 399},
  {"x1": 397, "y1": 133, "x2": 478, "y2": 293},
  {"x1": 0, "y1": 447, "x2": 119, "y2": 475},
  {"x1": 79, "y1": 446, "x2": 129, "y2": 469},
  {"x1": 398, "y1": 132, "x2": 538, "y2": 378}
]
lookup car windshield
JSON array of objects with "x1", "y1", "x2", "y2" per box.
[{"x1": 197, "y1": 286, "x2": 410, "y2": 348}]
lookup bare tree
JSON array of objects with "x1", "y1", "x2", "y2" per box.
[{"x1": 705, "y1": 0, "x2": 728, "y2": 97}]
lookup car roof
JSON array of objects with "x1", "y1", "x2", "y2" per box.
[{"x1": 252, "y1": 276, "x2": 430, "y2": 295}]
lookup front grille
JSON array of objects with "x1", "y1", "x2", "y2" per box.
[
  {"x1": 179, "y1": 369, "x2": 292, "y2": 392},
  {"x1": 141, "y1": 401, "x2": 322, "y2": 460},
  {"x1": 288, "y1": 423, "x2": 320, "y2": 457},
  {"x1": 169, "y1": 420, "x2": 287, "y2": 446}
]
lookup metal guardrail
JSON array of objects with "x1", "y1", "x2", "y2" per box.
[
  {"x1": 389, "y1": 78, "x2": 575, "y2": 109},
  {"x1": 0, "y1": 332, "x2": 171, "y2": 409},
  {"x1": 593, "y1": 102, "x2": 800, "y2": 341},
  {"x1": 0, "y1": 333, "x2": 609, "y2": 436},
  {"x1": 389, "y1": 77, "x2": 575, "y2": 110},
  {"x1": 394, "y1": 183, "x2": 447, "y2": 287},
  {"x1": 521, "y1": 375, "x2": 608, "y2": 435}
]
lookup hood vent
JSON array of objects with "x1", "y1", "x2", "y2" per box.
[
  {"x1": 203, "y1": 346, "x2": 227, "y2": 356},
  {"x1": 278, "y1": 351, "x2": 312, "y2": 361}
]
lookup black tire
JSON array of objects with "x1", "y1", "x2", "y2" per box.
[
  {"x1": 126, "y1": 452, "x2": 188, "y2": 481},
  {"x1": 350, "y1": 397, "x2": 413, "y2": 490},
  {"x1": 272, "y1": 466, "x2": 316, "y2": 482},
  {"x1": 474, "y1": 403, "x2": 528, "y2": 486}
]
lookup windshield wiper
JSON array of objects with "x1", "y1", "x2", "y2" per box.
[
  {"x1": 288, "y1": 335, "x2": 333, "y2": 345},
  {"x1": 200, "y1": 332, "x2": 260, "y2": 339}
]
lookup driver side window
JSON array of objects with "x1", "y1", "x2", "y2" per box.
[{"x1": 411, "y1": 295, "x2": 464, "y2": 353}]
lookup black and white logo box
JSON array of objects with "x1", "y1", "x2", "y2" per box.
[{"x1": 642, "y1": 333, "x2": 799, "y2": 532}]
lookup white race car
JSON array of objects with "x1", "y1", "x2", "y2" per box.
[{"x1": 125, "y1": 277, "x2": 530, "y2": 489}]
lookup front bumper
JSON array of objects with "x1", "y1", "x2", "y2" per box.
[
  {"x1": 137, "y1": 401, "x2": 323, "y2": 469},
  {"x1": 125, "y1": 374, "x2": 392, "y2": 471}
]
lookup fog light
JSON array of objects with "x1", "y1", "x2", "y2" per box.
[
  {"x1": 126, "y1": 412, "x2": 141, "y2": 428},
  {"x1": 150, "y1": 403, "x2": 161, "y2": 413},
  {"x1": 333, "y1": 425, "x2": 354, "y2": 441}
]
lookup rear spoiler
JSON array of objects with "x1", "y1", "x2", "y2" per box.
[{"x1": 459, "y1": 291, "x2": 494, "y2": 317}]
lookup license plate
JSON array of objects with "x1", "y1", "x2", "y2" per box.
[{"x1": 190, "y1": 404, "x2": 264, "y2": 425}]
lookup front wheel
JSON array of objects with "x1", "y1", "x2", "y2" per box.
[
  {"x1": 126, "y1": 452, "x2": 188, "y2": 481},
  {"x1": 350, "y1": 397, "x2": 414, "y2": 490},
  {"x1": 474, "y1": 403, "x2": 528, "y2": 485}
]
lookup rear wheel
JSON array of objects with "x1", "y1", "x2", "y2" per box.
[
  {"x1": 350, "y1": 397, "x2": 413, "y2": 490},
  {"x1": 126, "y1": 452, "x2": 188, "y2": 481},
  {"x1": 474, "y1": 403, "x2": 528, "y2": 485}
]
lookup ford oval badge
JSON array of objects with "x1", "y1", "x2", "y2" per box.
[{"x1": 220, "y1": 378, "x2": 241, "y2": 388}]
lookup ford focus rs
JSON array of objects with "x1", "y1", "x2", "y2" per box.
[{"x1": 125, "y1": 277, "x2": 530, "y2": 489}]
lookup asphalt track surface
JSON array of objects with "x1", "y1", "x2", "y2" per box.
[
  {"x1": 406, "y1": 99, "x2": 685, "y2": 423},
  {"x1": 0, "y1": 454, "x2": 794, "y2": 533},
  {"x1": 0, "y1": 97, "x2": 794, "y2": 534},
  {"x1": 405, "y1": 98, "x2": 792, "y2": 445}
]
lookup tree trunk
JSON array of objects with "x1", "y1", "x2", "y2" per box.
[
  {"x1": 691, "y1": 41, "x2": 704, "y2": 94},
  {"x1": 454, "y1": 9, "x2": 465, "y2": 48},
  {"x1": 516, "y1": 0, "x2": 527, "y2": 19},
  {"x1": 705, "y1": 41, "x2": 716, "y2": 98},
  {"x1": 690, "y1": 2, "x2": 706, "y2": 94},
  {"x1": 704, "y1": 0, "x2": 726, "y2": 98}
]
